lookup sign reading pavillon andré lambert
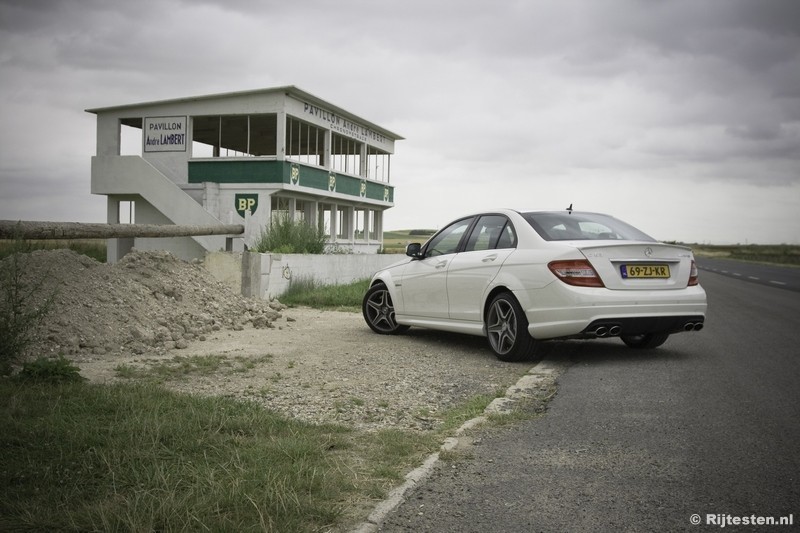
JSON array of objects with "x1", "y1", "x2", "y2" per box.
[{"x1": 144, "y1": 116, "x2": 187, "y2": 153}]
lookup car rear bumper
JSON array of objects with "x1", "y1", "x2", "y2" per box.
[
  {"x1": 578, "y1": 315, "x2": 705, "y2": 338},
  {"x1": 516, "y1": 283, "x2": 708, "y2": 340}
]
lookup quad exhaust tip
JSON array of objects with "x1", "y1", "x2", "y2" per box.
[
  {"x1": 591, "y1": 322, "x2": 703, "y2": 337},
  {"x1": 592, "y1": 325, "x2": 622, "y2": 338}
]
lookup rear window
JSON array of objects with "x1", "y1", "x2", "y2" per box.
[{"x1": 522, "y1": 212, "x2": 656, "y2": 242}]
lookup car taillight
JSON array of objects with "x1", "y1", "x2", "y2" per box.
[
  {"x1": 548, "y1": 260, "x2": 605, "y2": 287},
  {"x1": 688, "y1": 260, "x2": 699, "y2": 286}
]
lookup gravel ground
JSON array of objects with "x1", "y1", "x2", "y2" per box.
[
  {"x1": 10, "y1": 249, "x2": 533, "y2": 432},
  {"x1": 77, "y1": 307, "x2": 534, "y2": 431}
]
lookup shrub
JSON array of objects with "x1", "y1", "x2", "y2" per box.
[
  {"x1": 254, "y1": 213, "x2": 328, "y2": 254},
  {"x1": 0, "y1": 231, "x2": 57, "y2": 375},
  {"x1": 16, "y1": 356, "x2": 86, "y2": 383},
  {"x1": 0, "y1": 239, "x2": 106, "y2": 262}
]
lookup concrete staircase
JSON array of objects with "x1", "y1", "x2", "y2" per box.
[{"x1": 91, "y1": 156, "x2": 227, "y2": 253}]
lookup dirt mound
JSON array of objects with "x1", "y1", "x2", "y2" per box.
[
  {"x1": 5, "y1": 248, "x2": 536, "y2": 435},
  {"x1": 9, "y1": 249, "x2": 284, "y2": 358}
]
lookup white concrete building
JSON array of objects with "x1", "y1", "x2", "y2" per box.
[{"x1": 87, "y1": 86, "x2": 403, "y2": 262}]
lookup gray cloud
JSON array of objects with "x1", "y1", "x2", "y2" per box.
[{"x1": 1, "y1": 0, "x2": 798, "y2": 242}]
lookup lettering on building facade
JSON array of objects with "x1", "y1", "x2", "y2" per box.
[
  {"x1": 144, "y1": 116, "x2": 187, "y2": 152},
  {"x1": 301, "y1": 102, "x2": 389, "y2": 146},
  {"x1": 235, "y1": 194, "x2": 259, "y2": 218}
]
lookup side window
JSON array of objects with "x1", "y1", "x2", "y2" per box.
[
  {"x1": 464, "y1": 215, "x2": 516, "y2": 252},
  {"x1": 425, "y1": 218, "x2": 473, "y2": 257},
  {"x1": 496, "y1": 222, "x2": 517, "y2": 249}
]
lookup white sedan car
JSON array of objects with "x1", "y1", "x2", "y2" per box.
[{"x1": 362, "y1": 208, "x2": 707, "y2": 361}]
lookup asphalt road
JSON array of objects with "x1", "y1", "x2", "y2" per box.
[
  {"x1": 379, "y1": 269, "x2": 800, "y2": 532},
  {"x1": 696, "y1": 256, "x2": 800, "y2": 292}
]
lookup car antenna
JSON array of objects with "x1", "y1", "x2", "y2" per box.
[{"x1": 566, "y1": 203, "x2": 573, "y2": 214}]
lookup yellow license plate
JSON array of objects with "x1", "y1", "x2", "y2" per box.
[{"x1": 621, "y1": 264, "x2": 671, "y2": 278}]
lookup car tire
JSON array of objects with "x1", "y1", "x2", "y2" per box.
[
  {"x1": 362, "y1": 282, "x2": 409, "y2": 335},
  {"x1": 486, "y1": 292, "x2": 537, "y2": 362},
  {"x1": 621, "y1": 332, "x2": 670, "y2": 349}
]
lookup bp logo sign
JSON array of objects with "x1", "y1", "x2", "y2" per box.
[{"x1": 235, "y1": 194, "x2": 259, "y2": 218}]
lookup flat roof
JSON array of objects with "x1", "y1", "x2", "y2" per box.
[{"x1": 86, "y1": 85, "x2": 404, "y2": 140}]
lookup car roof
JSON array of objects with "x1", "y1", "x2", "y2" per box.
[{"x1": 452, "y1": 208, "x2": 610, "y2": 218}]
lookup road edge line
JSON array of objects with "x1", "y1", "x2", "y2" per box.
[{"x1": 350, "y1": 359, "x2": 563, "y2": 533}]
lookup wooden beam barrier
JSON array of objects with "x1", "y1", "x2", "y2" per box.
[{"x1": 0, "y1": 221, "x2": 245, "y2": 240}]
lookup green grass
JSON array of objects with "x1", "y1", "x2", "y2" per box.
[
  {"x1": 0, "y1": 380, "x2": 442, "y2": 532},
  {"x1": 438, "y1": 392, "x2": 501, "y2": 432},
  {"x1": 279, "y1": 277, "x2": 371, "y2": 310},
  {"x1": 114, "y1": 354, "x2": 275, "y2": 382},
  {"x1": 0, "y1": 347, "x2": 541, "y2": 531},
  {"x1": 0, "y1": 381, "x2": 348, "y2": 531}
]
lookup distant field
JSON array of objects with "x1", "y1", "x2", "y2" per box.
[
  {"x1": 689, "y1": 243, "x2": 800, "y2": 267},
  {"x1": 382, "y1": 229, "x2": 436, "y2": 254},
  {"x1": 3, "y1": 236, "x2": 797, "y2": 266}
]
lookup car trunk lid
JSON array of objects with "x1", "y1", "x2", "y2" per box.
[{"x1": 575, "y1": 242, "x2": 696, "y2": 290}]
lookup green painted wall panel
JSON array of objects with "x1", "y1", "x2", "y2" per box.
[
  {"x1": 188, "y1": 160, "x2": 393, "y2": 202},
  {"x1": 189, "y1": 160, "x2": 285, "y2": 183}
]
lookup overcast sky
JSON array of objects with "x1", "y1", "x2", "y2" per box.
[{"x1": 1, "y1": 0, "x2": 798, "y2": 244}]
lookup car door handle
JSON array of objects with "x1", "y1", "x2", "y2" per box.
[
  {"x1": 435, "y1": 260, "x2": 448, "y2": 269},
  {"x1": 482, "y1": 254, "x2": 498, "y2": 262}
]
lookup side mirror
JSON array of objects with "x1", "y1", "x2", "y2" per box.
[{"x1": 405, "y1": 242, "x2": 422, "y2": 258}]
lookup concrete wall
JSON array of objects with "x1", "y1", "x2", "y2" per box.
[
  {"x1": 204, "y1": 251, "x2": 403, "y2": 300},
  {"x1": 204, "y1": 251, "x2": 244, "y2": 294}
]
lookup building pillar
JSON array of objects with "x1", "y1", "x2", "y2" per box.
[
  {"x1": 276, "y1": 111, "x2": 286, "y2": 161},
  {"x1": 323, "y1": 129, "x2": 331, "y2": 169},
  {"x1": 359, "y1": 142, "x2": 368, "y2": 178}
]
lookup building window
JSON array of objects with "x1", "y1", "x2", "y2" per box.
[
  {"x1": 271, "y1": 196, "x2": 290, "y2": 224},
  {"x1": 369, "y1": 210, "x2": 380, "y2": 241},
  {"x1": 367, "y1": 147, "x2": 391, "y2": 182},
  {"x1": 119, "y1": 119, "x2": 142, "y2": 156},
  {"x1": 249, "y1": 114, "x2": 277, "y2": 156},
  {"x1": 331, "y1": 133, "x2": 362, "y2": 176},
  {"x1": 191, "y1": 117, "x2": 216, "y2": 157},
  {"x1": 220, "y1": 115, "x2": 248, "y2": 156},
  {"x1": 192, "y1": 114, "x2": 277, "y2": 158},
  {"x1": 118, "y1": 200, "x2": 135, "y2": 224},
  {"x1": 294, "y1": 199, "x2": 310, "y2": 223},
  {"x1": 355, "y1": 208, "x2": 367, "y2": 240},
  {"x1": 337, "y1": 206, "x2": 352, "y2": 240},
  {"x1": 192, "y1": 116, "x2": 220, "y2": 157},
  {"x1": 318, "y1": 203, "x2": 334, "y2": 239},
  {"x1": 286, "y1": 116, "x2": 324, "y2": 166}
]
